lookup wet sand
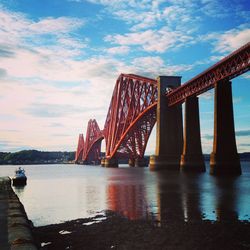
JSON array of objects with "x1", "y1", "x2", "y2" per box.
[{"x1": 33, "y1": 211, "x2": 250, "y2": 250}]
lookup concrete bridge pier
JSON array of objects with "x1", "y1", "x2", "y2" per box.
[
  {"x1": 128, "y1": 158, "x2": 135, "y2": 167},
  {"x1": 180, "y1": 96, "x2": 205, "y2": 172},
  {"x1": 129, "y1": 158, "x2": 148, "y2": 167},
  {"x1": 210, "y1": 80, "x2": 241, "y2": 175},
  {"x1": 104, "y1": 157, "x2": 118, "y2": 168},
  {"x1": 150, "y1": 76, "x2": 183, "y2": 171},
  {"x1": 135, "y1": 157, "x2": 148, "y2": 167},
  {"x1": 101, "y1": 158, "x2": 105, "y2": 167}
]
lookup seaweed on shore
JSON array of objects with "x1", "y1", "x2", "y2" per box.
[{"x1": 33, "y1": 210, "x2": 250, "y2": 250}]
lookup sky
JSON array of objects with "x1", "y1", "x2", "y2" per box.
[{"x1": 0, "y1": 0, "x2": 249, "y2": 154}]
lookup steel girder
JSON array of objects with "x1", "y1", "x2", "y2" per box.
[
  {"x1": 76, "y1": 43, "x2": 250, "y2": 164},
  {"x1": 167, "y1": 42, "x2": 250, "y2": 106},
  {"x1": 75, "y1": 134, "x2": 84, "y2": 163},
  {"x1": 104, "y1": 74, "x2": 157, "y2": 159},
  {"x1": 83, "y1": 119, "x2": 104, "y2": 163}
]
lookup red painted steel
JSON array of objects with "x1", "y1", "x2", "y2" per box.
[
  {"x1": 83, "y1": 119, "x2": 104, "y2": 163},
  {"x1": 75, "y1": 134, "x2": 84, "y2": 163},
  {"x1": 167, "y1": 42, "x2": 250, "y2": 106},
  {"x1": 104, "y1": 74, "x2": 157, "y2": 159},
  {"x1": 76, "y1": 43, "x2": 249, "y2": 163}
]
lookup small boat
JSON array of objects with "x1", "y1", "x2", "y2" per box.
[{"x1": 12, "y1": 167, "x2": 27, "y2": 186}]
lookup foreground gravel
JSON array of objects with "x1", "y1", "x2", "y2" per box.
[{"x1": 33, "y1": 211, "x2": 250, "y2": 250}]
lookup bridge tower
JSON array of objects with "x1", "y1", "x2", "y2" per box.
[
  {"x1": 75, "y1": 134, "x2": 84, "y2": 164},
  {"x1": 210, "y1": 80, "x2": 241, "y2": 175},
  {"x1": 149, "y1": 76, "x2": 183, "y2": 170},
  {"x1": 180, "y1": 96, "x2": 206, "y2": 172}
]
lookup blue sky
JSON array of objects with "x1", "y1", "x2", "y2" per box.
[{"x1": 0, "y1": 0, "x2": 249, "y2": 154}]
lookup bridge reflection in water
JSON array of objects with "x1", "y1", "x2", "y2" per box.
[
  {"x1": 106, "y1": 168, "x2": 150, "y2": 220},
  {"x1": 2, "y1": 163, "x2": 249, "y2": 226},
  {"x1": 107, "y1": 184, "x2": 148, "y2": 220},
  {"x1": 105, "y1": 165, "x2": 249, "y2": 223}
]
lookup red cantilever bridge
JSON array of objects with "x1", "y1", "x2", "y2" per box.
[
  {"x1": 75, "y1": 74, "x2": 157, "y2": 165},
  {"x1": 75, "y1": 42, "x2": 250, "y2": 175}
]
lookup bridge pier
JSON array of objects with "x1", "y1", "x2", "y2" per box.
[
  {"x1": 129, "y1": 158, "x2": 148, "y2": 167},
  {"x1": 210, "y1": 80, "x2": 241, "y2": 175},
  {"x1": 129, "y1": 158, "x2": 135, "y2": 167},
  {"x1": 101, "y1": 158, "x2": 105, "y2": 167},
  {"x1": 180, "y1": 96, "x2": 205, "y2": 172},
  {"x1": 135, "y1": 157, "x2": 148, "y2": 167},
  {"x1": 149, "y1": 76, "x2": 183, "y2": 171},
  {"x1": 104, "y1": 157, "x2": 118, "y2": 168}
]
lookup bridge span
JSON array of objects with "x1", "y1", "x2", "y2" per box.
[{"x1": 75, "y1": 42, "x2": 250, "y2": 175}]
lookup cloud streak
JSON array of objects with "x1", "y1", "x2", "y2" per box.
[
  {"x1": 22, "y1": 103, "x2": 85, "y2": 118},
  {"x1": 202, "y1": 129, "x2": 250, "y2": 142},
  {"x1": 0, "y1": 68, "x2": 7, "y2": 78},
  {"x1": 236, "y1": 130, "x2": 250, "y2": 137},
  {"x1": 105, "y1": 27, "x2": 193, "y2": 53},
  {"x1": 202, "y1": 26, "x2": 250, "y2": 53}
]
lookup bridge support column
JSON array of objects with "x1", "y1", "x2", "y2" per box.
[
  {"x1": 128, "y1": 158, "x2": 135, "y2": 167},
  {"x1": 210, "y1": 80, "x2": 241, "y2": 175},
  {"x1": 104, "y1": 158, "x2": 118, "y2": 168},
  {"x1": 180, "y1": 96, "x2": 205, "y2": 172},
  {"x1": 149, "y1": 76, "x2": 183, "y2": 171},
  {"x1": 101, "y1": 158, "x2": 105, "y2": 167},
  {"x1": 135, "y1": 157, "x2": 148, "y2": 167}
]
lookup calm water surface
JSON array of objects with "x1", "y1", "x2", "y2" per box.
[{"x1": 0, "y1": 162, "x2": 250, "y2": 226}]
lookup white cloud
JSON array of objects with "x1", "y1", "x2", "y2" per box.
[
  {"x1": 2, "y1": 48, "x2": 121, "y2": 82},
  {"x1": 105, "y1": 27, "x2": 193, "y2": 53},
  {"x1": 201, "y1": 0, "x2": 229, "y2": 18},
  {"x1": 201, "y1": 26, "x2": 250, "y2": 53},
  {"x1": 0, "y1": 8, "x2": 121, "y2": 151},
  {"x1": 243, "y1": 73, "x2": 250, "y2": 79},
  {"x1": 214, "y1": 28, "x2": 250, "y2": 53},
  {"x1": 106, "y1": 46, "x2": 130, "y2": 55},
  {"x1": 129, "y1": 56, "x2": 193, "y2": 78},
  {"x1": 29, "y1": 17, "x2": 84, "y2": 34},
  {"x1": 118, "y1": 10, "x2": 156, "y2": 30},
  {"x1": 83, "y1": 0, "x2": 197, "y2": 32},
  {"x1": 0, "y1": 75, "x2": 115, "y2": 151},
  {"x1": 233, "y1": 97, "x2": 242, "y2": 104},
  {"x1": 0, "y1": 8, "x2": 85, "y2": 47},
  {"x1": 200, "y1": 90, "x2": 213, "y2": 100},
  {"x1": 85, "y1": 0, "x2": 163, "y2": 10},
  {"x1": 0, "y1": 8, "x2": 88, "y2": 80},
  {"x1": 71, "y1": 0, "x2": 250, "y2": 60}
]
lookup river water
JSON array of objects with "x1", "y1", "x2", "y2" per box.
[{"x1": 0, "y1": 162, "x2": 250, "y2": 226}]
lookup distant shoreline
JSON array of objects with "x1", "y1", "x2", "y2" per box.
[
  {"x1": 1, "y1": 150, "x2": 250, "y2": 165},
  {"x1": 0, "y1": 150, "x2": 75, "y2": 165},
  {"x1": 0, "y1": 162, "x2": 75, "y2": 165}
]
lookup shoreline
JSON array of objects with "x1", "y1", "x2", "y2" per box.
[
  {"x1": 33, "y1": 211, "x2": 250, "y2": 250},
  {"x1": 0, "y1": 177, "x2": 37, "y2": 250}
]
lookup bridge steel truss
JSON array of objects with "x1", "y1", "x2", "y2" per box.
[
  {"x1": 75, "y1": 42, "x2": 250, "y2": 165},
  {"x1": 75, "y1": 134, "x2": 84, "y2": 163},
  {"x1": 167, "y1": 42, "x2": 250, "y2": 106},
  {"x1": 75, "y1": 120, "x2": 104, "y2": 164},
  {"x1": 82, "y1": 119, "x2": 104, "y2": 163},
  {"x1": 104, "y1": 74, "x2": 157, "y2": 160}
]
